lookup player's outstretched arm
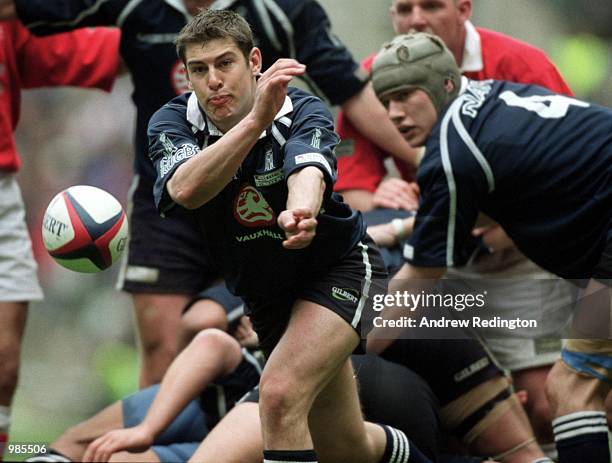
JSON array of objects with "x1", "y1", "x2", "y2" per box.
[
  {"x1": 278, "y1": 166, "x2": 325, "y2": 249},
  {"x1": 83, "y1": 329, "x2": 244, "y2": 462},
  {"x1": 167, "y1": 58, "x2": 305, "y2": 209}
]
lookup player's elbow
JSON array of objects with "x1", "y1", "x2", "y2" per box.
[{"x1": 167, "y1": 178, "x2": 202, "y2": 209}]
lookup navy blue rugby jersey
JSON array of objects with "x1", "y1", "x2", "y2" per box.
[
  {"x1": 16, "y1": 0, "x2": 366, "y2": 186},
  {"x1": 200, "y1": 347, "x2": 264, "y2": 430},
  {"x1": 409, "y1": 78, "x2": 612, "y2": 279},
  {"x1": 148, "y1": 87, "x2": 365, "y2": 300}
]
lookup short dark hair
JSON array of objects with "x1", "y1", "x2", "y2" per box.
[{"x1": 176, "y1": 9, "x2": 255, "y2": 64}]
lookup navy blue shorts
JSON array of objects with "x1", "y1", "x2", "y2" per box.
[
  {"x1": 122, "y1": 384, "x2": 208, "y2": 462},
  {"x1": 246, "y1": 237, "x2": 388, "y2": 356},
  {"x1": 117, "y1": 175, "x2": 218, "y2": 295}
]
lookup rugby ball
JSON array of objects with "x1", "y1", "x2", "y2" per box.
[{"x1": 42, "y1": 185, "x2": 128, "y2": 273}]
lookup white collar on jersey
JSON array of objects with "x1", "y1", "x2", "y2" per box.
[
  {"x1": 457, "y1": 75, "x2": 470, "y2": 95},
  {"x1": 210, "y1": 0, "x2": 240, "y2": 9},
  {"x1": 162, "y1": 0, "x2": 239, "y2": 19},
  {"x1": 461, "y1": 21, "x2": 483, "y2": 73},
  {"x1": 186, "y1": 92, "x2": 294, "y2": 139}
]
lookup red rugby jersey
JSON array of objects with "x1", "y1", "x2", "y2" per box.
[{"x1": 0, "y1": 21, "x2": 120, "y2": 172}]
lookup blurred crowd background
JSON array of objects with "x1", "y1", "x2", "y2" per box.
[{"x1": 11, "y1": 0, "x2": 612, "y2": 448}]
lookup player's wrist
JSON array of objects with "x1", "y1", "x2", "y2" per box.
[{"x1": 391, "y1": 218, "x2": 409, "y2": 240}]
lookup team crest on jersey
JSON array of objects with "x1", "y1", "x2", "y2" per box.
[
  {"x1": 171, "y1": 59, "x2": 189, "y2": 95},
  {"x1": 233, "y1": 184, "x2": 276, "y2": 227}
]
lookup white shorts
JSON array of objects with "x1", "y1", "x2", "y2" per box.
[
  {"x1": 484, "y1": 337, "x2": 563, "y2": 371},
  {"x1": 0, "y1": 173, "x2": 43, "y2": 302},
  {"x1": 443, "y1": 252, "x2": 575, "y2": 371}
]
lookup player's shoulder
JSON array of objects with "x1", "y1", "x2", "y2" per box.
[
  {"x1": 287, "y1": 87, "x2": 333, "y2": 118},
  {"x1": 148, "y1": 93, "x2": 190, "y2": 130}
]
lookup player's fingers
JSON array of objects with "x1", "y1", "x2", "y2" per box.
[
  {"x1": 277, "y1": 210, "x2": 296, "y2": 230},
  {"x1": 259, "y1": 63, "x2": 305, "y2": 86},
  {"x1": 282, "y1": 231, "x2": 313, "y2": 249},
  {"x1": 372, "y1": 193, "x2": 399, "y2": 209},
  {"x1": 292, "y1": 207, "x2": 314, "y2": 220},
  {"x1": 296, "y1": 217, "x2": 317, "y2": 231}
]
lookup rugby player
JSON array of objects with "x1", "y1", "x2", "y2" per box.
[
  {"x1": 0, "y1": 0, "x2": 420, "y2": 388},
  {"x1": 369, "y1": 32, "x2": 612, "y2": 463},
  {"x1": 336, "y1": 1, "x2": 575, "y2": 453},
  {"x1": 0, "y1": 20, "x2": 120, "y2": 459},
  {"x1": 147, "y1": 9, "x2": 433, "y2": 463}
]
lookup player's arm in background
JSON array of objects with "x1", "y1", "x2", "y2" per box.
[
  {"x1": 82, "y1": 328, "x2": 244, "y2": 463},
  {"x1": 290, "y1": 0, "x2": 419, "y2": 167},
  {"x1": 1, "y1": 0, "x2": 128, "y2": 29},
  {"x1": 14, "y1": 21, "x2": 121, "y2": 91}
]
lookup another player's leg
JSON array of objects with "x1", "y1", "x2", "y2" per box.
[
  {"x1": 188, "y1": 402, "x2": 263, "y2": 463},
  {"x1": 132, "y1": 293, "x2": 188, "y2": 387},
  {"x1": 0, "y1": 175, "x2": 43, "y2": 461},
  {"x1": 0, "y1": 302, "x2": 27, "y2": 460},
  {"x1": 547, "y1": 279, "x2": 612, "y2": 463},
  {"x1": 118, "y1": 176, "x2": 219, "y2": 387}
]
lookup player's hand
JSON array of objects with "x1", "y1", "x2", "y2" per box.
[
  {"x1": 372, "y1": 178, "x2": 419, "y2": 211},
  {"x1": 250, "y1": 58, "x2": 306, "y2": 128},
  {"x1": 367, "y1": 216, "x2": 415, "y2": 248},
  {"x1": 367, "y1": 222, "x2": 398, "y2": 248},
  {"x1": 472, "y1": 224, "x2": 514, "y2": 253},
  {"x1": 0, "y1": 0, "x2": 16, "y2": 19},
  {"x1": 277, "y1": 207, "x2": 317, "y2": 249},
  {"x1": 83, "y1": 426, "x2": 154, "y2": 462}
]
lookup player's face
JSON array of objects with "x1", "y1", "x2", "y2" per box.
[
  {"x1": 185, "y1": 38, "x2": 262, "y2": 132},
  {"x1": 390, "y1": 0, "x2": 470, "y2": 56},
  {"x1": 382, "y1": 89, "x2": 438, "y2": 147}
]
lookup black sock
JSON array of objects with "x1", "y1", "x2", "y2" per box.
[
  {"x1": 23, "y1": 448, "x2": 72, "y2": 462},
  {"x1": 380, "y1": 424, "x2": 432, "y2": 463},
  {"x1": 553, "y1": 411, "x2": 610, "y2": 463},
  {"x1": 263, "y1": 449, "x2": 317, "y2": 462}
]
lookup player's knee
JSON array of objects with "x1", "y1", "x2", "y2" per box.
[
  {"x1": 190, "y1": 328, "x2": 233, "y2": 353},
  {"x1": 259, "y1": 374, "x2": 306, "y2": 424}
]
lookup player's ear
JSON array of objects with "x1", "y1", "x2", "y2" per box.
[
  {"x1": 250, "y1": 47, "x2": 262, "y2": 76},
  {"x1": 444, "y1": 77, "x2": 455, "y2": 93},
  {"x1": 456, "y1": 0, "x2": 472, "y2": 22}
]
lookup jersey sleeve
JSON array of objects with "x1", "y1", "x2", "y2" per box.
[
  {"x1": 289, "y1": 0, "x2": 367, "y2": 105},
  {"x1": 282, "y1": 95, "x2": 340, "y2": 199},
  {"x1": 407, "y1": 129, "x2": 487, "y2": 268},
  {"x1": 15, "y1": 0, "x2": 129, "y2": 32},
  {"x1": 16, "y1": 24, "x2": 119, "y2": 91},
  {"x1": 148, "y1": 104, "x2": 201, "y2": 215}
]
